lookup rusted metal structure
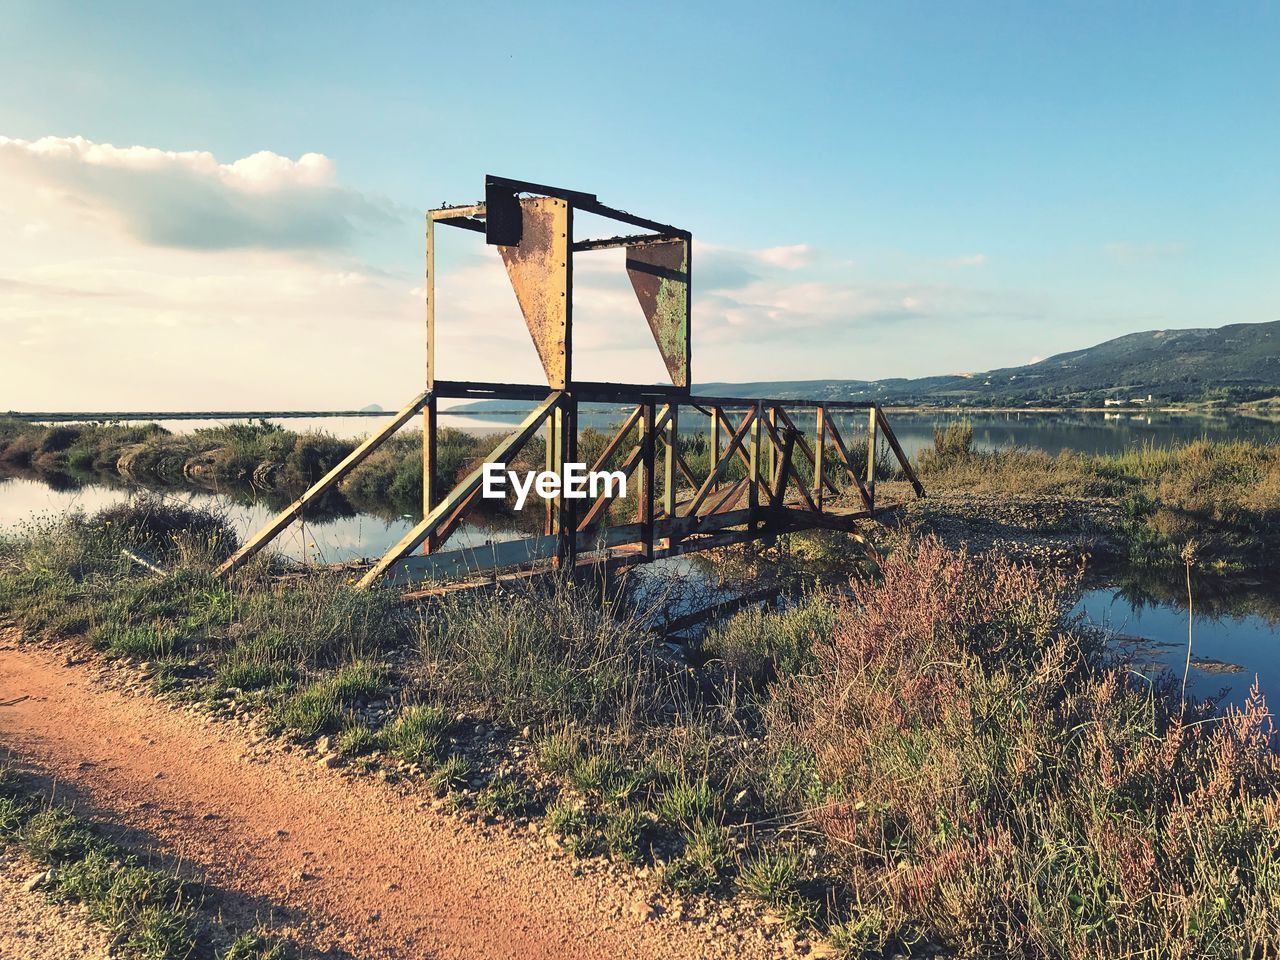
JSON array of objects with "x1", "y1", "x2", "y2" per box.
[{"x1": 215, "y1": 176, "x2": 923, "y2": 588}]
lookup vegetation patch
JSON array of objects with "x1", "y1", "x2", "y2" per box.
[
  {"x1": 0, "y1": 765, "x2": 292, "y2": 959},
  {"x1": 3, "y1": 485, "x2": 1280, "y2": 957}
]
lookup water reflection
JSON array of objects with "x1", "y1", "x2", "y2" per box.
[{"x1": 1075, "y1": 570, "x2": 1280, "y2": 709}]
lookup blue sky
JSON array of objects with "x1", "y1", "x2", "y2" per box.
[{"x1": 1, "y1": 1, "x2": 1277, "y2": 408}]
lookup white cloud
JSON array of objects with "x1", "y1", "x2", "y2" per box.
[
  {"x1": 947, "y1": 253, "x2": 987, "y2": 267},
  {"x1": 0, "y1": 134, "x2": 1060, "y2": 406},
  {"x1": 0, "y1": 136, "x2": 421, "y2": 409},
  {"x1": 755, "y1": 244, "x2": 814, "y2": 270},
  {"x1": 1103, "y1": 241, "x2": 1187, "y2": 265},
  {"x1": 0, "y1": 136, "x2": 399, "y2": 251}
]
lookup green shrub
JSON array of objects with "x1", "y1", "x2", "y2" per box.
[
  {"x1": 273, "y1": 661, "x2": 385, "y2": 738},
  {"x1": 380, "y1": 703, "x2": 450, "y2": 765},
  {"x1": 768, "y1": 537, "x2": 1280, "y2": 957},
  {"x1": 702, "y1": 592, "x2": 836, "y2": 690},
  {"x1": 663, "y1": 821, "x2": 730, "y2": 893},
  {"x1": 740, "y1": 847, "x2": 803, "y2": 906},
  {"x1": 411, "y1": 580, "x2": 674, "y2": 730}
]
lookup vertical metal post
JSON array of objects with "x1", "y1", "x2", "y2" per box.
[
  {"x1": 748, "y1": 401, "x2": 762, "y2": 532},
  {"x1": 558, "y1": 396, "x2": 577, "y2": 569},
  {"x1": 423, "y1": 214, "x2": 436, "y2": 553},
  {"x1": 422, "y1": 395, "x2": 437, "y2": 553},
  {"x1": 639, "y1": 403, "x2": 655, "y2": 559},
  {"x1": 425, "y1": 215, "x2": 435, "y2": 390},
  {"x1": 709, "y1": 407, "x2": 721, "y2": 496},
  {"x1": 563, "y1": 202, "x2": 573, "y2": 387},
  {"x1": 814, "y1": 405, "x2": 825, "y2": 512},
  {"x1": 545, "y1": 403, "x2": 559, "y2": 536},
  {"x1": 663, "y1": 404, "x2": 678, "y2": 519},
  {"x1": 767, "y1": 406, "x2": 778, "y2": 487},
  {"x1": 866, "y1": 405, "x2": 878, "y2": 514}
]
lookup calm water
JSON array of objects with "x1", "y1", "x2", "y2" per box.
[
  {"x1": 38, "y1": 409, "x2": 1280, "y2": 456},
  {"x1": 0, "y1": 476, "x2": 505, "y2": 566},
  {"x1": 1075, "y1": 584, "x2": 1280, "y2": 709},
  {"x1": 5, "y1": 412, "x2": 1280, "y2": 704}
]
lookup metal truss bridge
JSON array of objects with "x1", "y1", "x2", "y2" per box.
[{"x1": 216, "y1": 176, "x2": 923, "y2": 589}]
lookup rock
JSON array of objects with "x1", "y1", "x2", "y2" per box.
[
  {"x1": 23, "y1": 870, "x2": 50, "y2": 893},
  {"x1": 315, "y1": 735, "x2": 332, "y2": 753},
  {"x1": 626, "y1": 897, "x2": 659, "y2": 923},
  {"x1": 317, "y1": 753, "x2": 343, "y2": 769},
  {"x1": 807, "y1": 943, "x2": 840, "y2": 959}
]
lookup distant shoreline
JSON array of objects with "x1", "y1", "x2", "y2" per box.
[
  {"x1": 5, "y1": 402, "x2": 1278, "y2": 423},
  {"x1": 4, "y1": 410, "x2": 390, "y2": 422}
]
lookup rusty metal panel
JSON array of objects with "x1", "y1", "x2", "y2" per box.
[
  {"x1": 626, "y1": 239, "x2": 689, "y2": 388},
  {"x1": 498, "y1": 197, "x2": 570, "y2": 388}
]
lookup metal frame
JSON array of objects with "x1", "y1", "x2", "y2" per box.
[{"x1": 216, "y1": 176, "x2": 923, "y2": 587}]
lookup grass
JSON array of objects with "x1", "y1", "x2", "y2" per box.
[
  {"x1": 663, "y1": 821, "x2": 732, "y2": 894},
  {"x1": 425, "y1": 754, "x2": 472, "y2": 794},
  {"x1": 410, "y1": 579, "x2": 674, "y2": 731},
  {"x1": 700, "y1": 590, "x2": 836, "y2": 693},
  {"x1": 476, "y1": 775, "x2": 532, "y2": 818},
  {"x1": 764, "y1": 537, "x2": 1280, "y2": 957},
  {"x1": 0, "y1": 766, "x2": 292, "y2": 960},
  {"x1": 271, "y1": 660, "x2": 385, "y2": 739},
  {"x1": 379, "y1": 703, "x2": 450, "y2": 765},
  {"x1": 739, "y1": 846, "x2": 804, "y2": 906},
  {"x1": 917, "y1": 433, "x2": 1280, "y2": 567},
  {"x1": 4, "y1": 491, "x2": 1280, "y2": 956}
]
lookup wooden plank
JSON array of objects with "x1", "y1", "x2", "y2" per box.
[
  {"x1": 774, "y1": 406, "x2": 841, "y2": 498},
  {"x1": 573, "y1": 232, "x2": 682, "y2": 252},
  {"x1": 709, "y1": 406, "x2": 721, "y2": 497},
  {"x1": 427, "y1": 204, "x2": 486, "y2": 221},
  {"x1": 663, "y1": 404, "x2": 678, "y2": 518},
  {"x1": 426, "y1": 215, "x2": 435, "y2": 389},
  {"x1": 877, "y1": 407, "x2": 925, "y2": 497},
  {"x1": 815, "y1": 406, "x2": 825, "y2": 510},
  {"x1": 758, "y1": 416, "x2": 821, "y2": 515},
  {"x1": 558, "y1": 397, "x2": 578, "y2": 568},
  {"x1": 355, "y1": 392, "x2": 560, "y2": 588},
  {"x1": 682, "y1": 408, "x2": 757, "y2": 518},
  {"x1": 215, "y1": 388, "x2": 431, "y2": 577},
  {"x1": 423, "y1": 395, "x2": 437, "y2": 553},
  {"x1": 430, "y1": 380, "x2": 553, "y2": 400},
  {"x1": 387, "y1": 534, "x2": 558, "y2": 585},
  {"x1": 544, "y1": 402, "x2": 558, "y2": 536},
  {"x1": 748, "y1": 402, "x2": 762, "y2": 532},
  {"x1": 707, "y1": 478, "x2": 748, "y2": 516},
  {"x1": 639, "y1": 403, "x2": 655, "y2": 559},
  {"x1": 822, "y1": 413, "x2": 876, "y2": 513},
  {"x1": 867, "y1": 406, "x2": 878, "y2": 510}
]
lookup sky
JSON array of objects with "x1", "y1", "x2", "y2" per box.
[{"x1": 1, "y1": 1, "x2": 1277, "y2": 410}]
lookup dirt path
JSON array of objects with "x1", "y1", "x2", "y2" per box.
[
  {"x1": 0, "y1": 849, "x2": 113, "y2": 960},
  {"x1": 0, "y1": 640, "x2": 760, "y2": 960}
]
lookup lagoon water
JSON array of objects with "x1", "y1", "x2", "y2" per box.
[
  {"x1": 5, "y1": 410, "x2": 1279, "y2": 708},
  {"x1": 34, "y1": 408, "x2": 1280, "y2": 457}
]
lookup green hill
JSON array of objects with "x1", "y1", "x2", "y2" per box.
[{"x1": 697, "y1": 320, "x2": 1280, "y2": 406}]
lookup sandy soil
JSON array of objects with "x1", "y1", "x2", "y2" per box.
[
  {"x1": 0, "y1": 639, "x2": 769, "y2": 960},
  {"x1": 0, "y1": 848, "x2": 114, "y2": 960}
]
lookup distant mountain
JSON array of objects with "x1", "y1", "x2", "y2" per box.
[
  {"x1": 360, "y1": 403, "x2": 385, "y2": 413},
  {"x1": 698, "y1": 320, "x2": 1280, "y2": 406},
  {"x1": 447, "y1": 320, "x2": 1280, "y2": 411}
]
